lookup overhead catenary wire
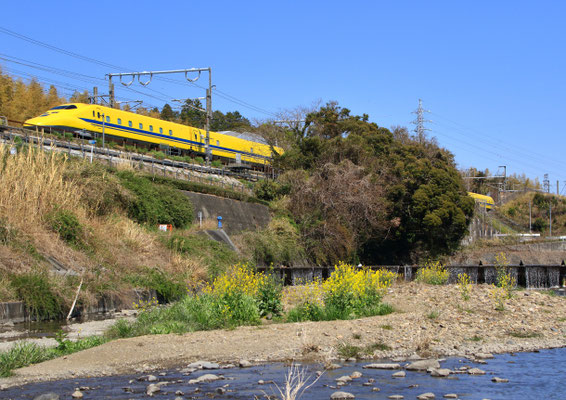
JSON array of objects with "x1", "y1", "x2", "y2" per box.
[{"x1": 0, "y1": 26, "x2": 280, "y2": 118}]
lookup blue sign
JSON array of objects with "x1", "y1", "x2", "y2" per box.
[{"x1": 88, "y1": 140, "x2": 96, "y2": 144}]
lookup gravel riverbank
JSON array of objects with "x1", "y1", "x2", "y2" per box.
[{"x1": 1, "y1": 282, "x2": 565, "y2": 388}]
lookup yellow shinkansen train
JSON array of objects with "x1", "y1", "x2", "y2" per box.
[
  {"x1": 468, "y1": 192, "x2": 495, "y2": 210},
  {"x1": 24, "y1": 103, "x2": 281, "y2": 165}
]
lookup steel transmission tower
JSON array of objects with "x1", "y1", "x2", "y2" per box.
[{"x1": 411, "y1": 99, "x2": 431, "y2": 144}]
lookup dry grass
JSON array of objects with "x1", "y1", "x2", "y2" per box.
[
  {"x1": 272, "y1": 363, "x2": 322, "y2": 400},
  {"x1": 169, "y1": 253, "x2": 208, "y2": 282},
  {"x1": 0, "y1": 145, "x2": 81, "y2": 229}
]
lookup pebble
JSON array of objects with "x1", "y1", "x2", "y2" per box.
[{"x1": 330, "y1": 391, "x2": 355, "y2": 399}]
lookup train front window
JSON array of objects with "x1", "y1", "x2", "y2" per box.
[{"x1": 50, "y1": 105, "x2": 77, "y2": 110}]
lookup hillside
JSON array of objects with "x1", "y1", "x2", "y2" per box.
[
  {"x1": 498, "y1": 192, "x2": 566, "y2": 235},
  {"x1": 0, "y1": 143, "x2": 302, "y2": 320}
]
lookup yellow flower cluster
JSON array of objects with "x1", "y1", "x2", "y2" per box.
[
  {"x1": 322, "y1": 262, "x2": 396, "y2": 300},
  {"x1": 206, "y1": 263, "x2": 267, "y2": 298},
  {"x1": 415, "y1": 261, "x2": 449, "y2": 285},
  {"x1": 133, "y1": 296, "x2": 159, "y2": 312},
  {"x1": 457, "y1": 273, "x2": 472, "y2": 300}
]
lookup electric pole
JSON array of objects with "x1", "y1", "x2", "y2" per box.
[
  {"x1": 106, "y1": 68, "x2": 212, "y2": 165},
  {"x1": 411, "y1": 99, "x2": 431, "y2": 144}
]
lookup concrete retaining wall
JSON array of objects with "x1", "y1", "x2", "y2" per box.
[{"x1": 183, "y1": 191, "x2": 270, "y2": 235}]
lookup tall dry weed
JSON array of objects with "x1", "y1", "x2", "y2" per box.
[{"x1": 0, "y1": 145, "x2": 81, "y2": 228}]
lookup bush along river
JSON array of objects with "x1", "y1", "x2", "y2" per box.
[{"x1": 2, "y1": 347, "x2": 566, "y2": 400}]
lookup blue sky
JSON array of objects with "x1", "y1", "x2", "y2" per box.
[{"x1": 2, "y1": 1, "x2": 565, "y2": 189}]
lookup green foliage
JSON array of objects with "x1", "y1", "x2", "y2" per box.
[
  {"x1": 427, "y1": 310, "x2": 440, "y2": 319},
  {"x1": 194, "y1": 156, "x2": 204, "y2": 165},
  {"x1": 277, "y1": 101, "x2": 473, "y2": 264},
  {"x1": 457, "y1": 273, "x2": 472, "y2": 300},
  {"x1": 149, "y1": 150, "x2": 166, "y2": 160},
  {"x1": 11, "y1": 271, "x2": 62, "y2": 320},
  {"x1": 45, "y1": 208, "x2": 84, "y2": 248},
  {"x1": 125, "y1": 268, "x2": 186, "y2": 303},
  {"x1": 0, "y1": 334, "x2": 107, "y2": 377},
  {"x1": 148, "y1": 174, "x2": 268, "y2": 206},
  {"x1": 166, "y1": 234, "x2": 240, "y2": 277},
  {"x1": 253, "y1": 179, "x2": 289, "y2": 201},
  {"x1": 211, "y1": 160, "x2": 223, "y2": 168},
  {"x1": 256, "y1": 273, "x2": 283, "y2": 317},
  {"x1": 117, "y1": 171, "x2": 194, "y2": 228},
  {"x1": 242, "y1": 218, "x2": 305, "y2": 266}
]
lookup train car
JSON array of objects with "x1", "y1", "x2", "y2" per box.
[
  {"x1": 468, "y1": 192, "x2": 495, "y2": 210},
  {"x1": 23, "y1": 103, "x2": 282, "y2": 166}
]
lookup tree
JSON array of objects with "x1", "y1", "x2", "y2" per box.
[
  {"x1": 160, "y1": 103, "x2": 177, "y2": 121},
  {"x1": 180, "y1": 99, "x2": 206, "y2": 128}
]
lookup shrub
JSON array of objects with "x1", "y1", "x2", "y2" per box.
[
  {"x1": 495, "y1": 253, "x2": 515, "y2": 299},
  {"x1": 45, "y1": 208, "x2": 84, "y2": 248},
  {"x1": 150, "y1": 150, "x2": 166, "y2": 160},
  {"x1": 117, "y1": 171, "x2": 194, "y2": 228},
  {"x1": 194, "y1": 156, "x2": 204, "y2": 165},
  {"x1": 211, "y1": 160, "x2": 222, "y2": 168},
  {"x1": 125, "y1": 268, "x2": 186, "y2": 303},
  {"x1": 10, "y1": 271, "x2": 63, "y2": 320},
  {"x1": 415, "y1": 261, "x2": 449, "y2": 285},
  {"x1": 288, "y1": 263, "x2": 395, "y2": 321}
]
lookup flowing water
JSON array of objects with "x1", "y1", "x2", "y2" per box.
[{"x1": 2, "y1": 348, "x2": 566, "y2": 399}]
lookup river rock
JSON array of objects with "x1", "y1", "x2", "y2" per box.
[
  {"x1": 443, "y1": 395, "x2": 458, "y2": 399},
  {"x1": 430, "y1": 368, "x2": 451, "y2": 377},
  {"x1": 350, "y1": 371, "x2": 362, "y2": 379},
  {"x1": 146, "y1": 384, "x2": 161, "y2": 396},
  {"x1": 388, "y1": 395, "x2": 404, "y2": 399},
  {"x1": 71, "y1": 391, "x2": 83, "y2": 399},
  {"x1": 491, "y1": 377, "x2": 509, "y2": 383},
  {"x1": 336, "y1": 375, "x2": 352, "y2": 383},
  {"x1": 475, "y1": 353, "x2": 494, "y2": 359},
  {"x1": 392, "y1": 371, "x2": 406, "y2": 378},
  {"x1": 363, "y1": 363, "x2": 401, "y2": 369},
  {"x1": 239, "y1": 359, "x2": 252, "y2": 368},
  {"x1": 34, "y1": 394, "x2": 60, "y2": 400},
  {"x1": 417, "y1": 393, "x2": 435, "y2": 400},
  {"x1": 406, "y1": 359, "x2": 440, "y2": 371},
  {"x1": 189, "y1": 374, "x2": 223, "y2": 384},
  {"x1": 187, "y1": 361, "x2": 220, "y2": 370},
  {"x1": 180, "y1": 367, "x2": 198, "y2": 375},
  {"x1": 330, "y1": 391, "x2": 355, "y2": 399},
  {"x1": 467, "y1": 368, "x2": 486, "y2": 375},
  {"x1": 147, "y1": 375, "x2": 157, "y2": 382}
]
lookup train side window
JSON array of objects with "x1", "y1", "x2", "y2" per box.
[
  {"x1": 97, "y1": 112, "x2": 100, "y2": 118},
  {"x1": 139, "y1": 123, "x2": 143, "y2": 129},
  {"x1": 149, "y1": 125, "x2": 153, "y2": 132},
  {"x1": 169, "y1": 129, "x2": 173, "y2": 136},
  {"x1": 106, "y1": 116, "x2": 110, "y2": 123},
  {"x1": 159, "y1": 127, "x2": 163, "y2": 134},
  {"x1": 216, "y1": 140, "x2": 219, "y2": 146},
  {"x1": 117, "y1": 118, "x2": 122, "y2": 125},
  {"x1": 128, "y1": 121, "x2": 132, "y2": 127},
  {"x1": 250, "y1": 147, "x2": 254, "y2": 153},
  {"x1": 92, "y1": 111, "x2": 95, "y2": 117}
]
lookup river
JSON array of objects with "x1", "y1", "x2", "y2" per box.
[{"x1": 2, "y1": 347, "x2": 565, "y2": 399}]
